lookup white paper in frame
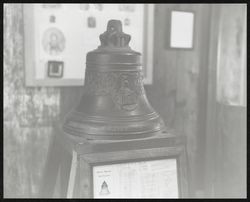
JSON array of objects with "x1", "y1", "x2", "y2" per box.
[
  {"x1": 170, "y1": 10, "x2": 194, "y2": 49},
  {"x1": 92, "y1": 158, "x2": 179, "y2": 198}
]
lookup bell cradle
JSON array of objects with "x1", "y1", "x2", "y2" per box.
[{"x1": 63, "y1": 19, "x2": 166, "y2": 140}]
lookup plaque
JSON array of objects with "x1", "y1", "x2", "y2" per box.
[
  {"x1": 170, "y1": 11, "x2": 194, "y2": 49},
  {"x1": 93, "y1": 158, "x2": 179, "y2": 198}
]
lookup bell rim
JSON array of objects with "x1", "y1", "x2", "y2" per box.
[
  {"x1": 62, "y1": 125, "x2": 165, "y2": 140},
  {"x1": 62, "y1": 110, "x2": 165, "y2": 140},
  {"x1": 67, "y1": 111, "x2": 160, "y2": 122}
]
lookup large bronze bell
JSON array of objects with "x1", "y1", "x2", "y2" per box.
[{"x1": 63, "y1": 19, "x2": 165, "y2": 140}]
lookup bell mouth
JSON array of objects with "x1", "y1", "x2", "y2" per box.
[{"x1": 62, "y1": 111, "x2": 166, "y2": 140}]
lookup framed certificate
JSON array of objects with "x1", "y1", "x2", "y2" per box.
[
  {"x1": 165, "y1": 9, "x2": 195, "y2": 50},
  {"x1": 93, "y1": 158, "x2": 179, "y2": 198},
  {"x1": 80, "y1": 136, "x2": 189, "y2": 198},
  {"x1": 170, "y1": 10, "x2": 195, "y2": 49},
  {"x1": 63, "y1": 133, "x2": 188, "y2": 198},
  {"x1": 23, "y1": 4, "x2": 154, "y2": 86}
]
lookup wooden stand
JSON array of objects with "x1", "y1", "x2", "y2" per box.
[{"x1": 39, "y1": 126, "x2": 189, "y2": 198}]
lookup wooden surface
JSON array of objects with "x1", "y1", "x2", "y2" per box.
[
  {"x1": 216, "y1": 5, "x2": 246, "y2": 106},
  {"x1": 3, "y1": 4, "x2": 60, "y2": 198},
  {"x1": 144, "y1": 4, "x2": 211, "y2": 196},
  {"x1": 204, "y1": 5, "x2": 246, "y2": 198},
  {"x1": 40, "y1": 129, "x2": 188, "y2": 198},
  {"x1": 215, "y1": 104, "x2": 246, "y2": 197},
  {"x1": 38, "y1": 130, "x2": 62, "y2": 198},
  {"x1": 203, "y1": 5, "x2": 221, "y2": 197},
  {"x1": 60, "y1": 132, "x2": 188, "y2": 198}
]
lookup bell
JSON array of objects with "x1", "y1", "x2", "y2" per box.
[
  {"x1": 99, "y1": 181, "x2": 110, "y2": 195},
  {"x1": 63, "y1": 19, "x2": 165, "y2": 140}
]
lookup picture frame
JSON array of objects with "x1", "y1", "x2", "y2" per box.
[
  {"x1": 166, "y1": 10, "x2": 195, "y2": 50},
  {"x1": 73, "y1": 136, "x2": 189, "y2": 198},
  {"x1": 23, "y1": 4, "x2": 154, "y2": 86},
  {"x1": 59, "y1": 131, "x2": 189, "y2": 198},
  {"x1": 47, "y1": 61, "x2": 64, "y2": 78}
]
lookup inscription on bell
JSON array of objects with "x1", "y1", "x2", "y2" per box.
[
  {"x1": 84, "y1": 71, "x2": 144, "y2": 111},
  {"x1": 113, "y1": 75, "x2": 138, "y2": 111}
]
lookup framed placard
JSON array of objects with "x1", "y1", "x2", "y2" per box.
[
  {"x1": 169, "y1": 10, "x2": 195, "y2": 49},
  {"x1": 62, "y1": 133, "x2": 189, "y2": 198},
  {"x1": 23, "y1": 4, "x2": 154, "y2": 86},
  {"x1": 78, "y1": 135, "x2": 189, "y2": 198},
  {"x1": 93, "y1": 158, "x2": 179, "y2": 198}
]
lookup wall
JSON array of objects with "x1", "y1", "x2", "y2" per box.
[
  {"x1": 205, "y1": 4, "x2": 246, "y2": 198},
  {"x1": 145, "y1": 4, "x2": 210, "y2": 196},
  {"x1": 216, "y1": 6, "x2": 246, "y2": 197},
  {"x1": 216, "y1": 5, "x2": 246, "y2": 106},
  {"x1": 4, "y1": 4, "x2": 60, "y2": 198},
  {"x1": 145, "y1": 5, "x2": 246, "y2": 197}
]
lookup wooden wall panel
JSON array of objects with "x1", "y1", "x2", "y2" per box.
[
  {"x1": 145, "y1": 4, "x2": 210, "y2": 196},
  {"x1": 3, "y1": 4, "x2": 60, "y2": 197},
  {"x1": 204, "y1": 5, "x2": 246, "y2": 198},
  {"x1": 215, "y1": 104, "x2": 246, "y2": 197},
  {"x1": 216, "y1": 5, "x2": 246, "y2": 106}
]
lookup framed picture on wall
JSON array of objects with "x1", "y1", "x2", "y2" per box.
[
  {"x1": 166, "y1": 10, "x2": 195, "y2": 50},
  {"x1": 47, "y1": 61, "x2": 64, "y2": 78},
  {"x1": 23, "y1": 4, "x2": 155, "y2": 86}
]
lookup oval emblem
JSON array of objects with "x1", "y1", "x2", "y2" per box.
[{"x1": 113, "y1": 75, "x2": 138, "y2": 111}]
